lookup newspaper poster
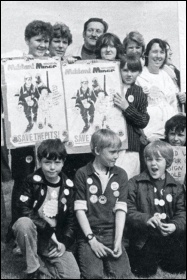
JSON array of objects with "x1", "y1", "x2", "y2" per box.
[
  {"x1": 62, "y1": 61, "x2": 128, "y2": 154},
  {"x1": 1, "y1": 58, "x2": 67, "y2": 149},
  {"x1": 167, "y1": 146, "x2": 186, "y2": 184}
]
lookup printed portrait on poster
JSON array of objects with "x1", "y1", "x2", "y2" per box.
[
  {"x1": 62, "y1": 61, "x2": 128, "y2": 153},
  {"x1": 1, "y1": 58, "x2": 67, "y2": 148}
]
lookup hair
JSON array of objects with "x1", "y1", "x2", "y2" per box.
[
  {"x1": 95, "y1": 33, "x2": 124, "y2": 59},
  {"x1": 120, "y1": 53, "x2": 142, "y2": 73},
  {"x1": 165, "y1": 114, "x2": 186, "y2": 143},
  {"x1": 84, "y1": 18, "x2": 108, "y2": 33},
  {"x1": 123, "y1": 31, "x2": 145, "y2": 56},
  {"x1": 144, "y1": 38, "x2": 167, "y2": 68},
  {"x1": 51, "y1": 22, "x2": 72, "y2": 45},
  {"x1": 90, "y1": 129, "x2": 122, "y2": 156},
  {"x1": 37, "y1": 139, "x2": 67, "y2": 162},
  {"x1": 144, "y1": 140, "x2": 174, "y2": 168},
  {"x1": 25, "y1": 20, "x2": 53, "y2": 41}
]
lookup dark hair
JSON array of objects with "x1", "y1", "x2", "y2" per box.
[
  {"x1": 95, "y1": 33, "x2": 124, "y2": 59},
  {"x1": 123, "y1": 31, "x2": 145, "y2": 56},
  {"x1": 25, "y1": 20, "x2": 53, "y2": 41},
  {"x1": 144, "y1": 38, "x2": 167, "y2": 68},
  {"x1": 51, "y1": 22, "x2": 72, "y2": 45},
  {"x1": 84, "y1": 18, "x2": 108, "y2": 33},
  {"x1": 165, "y1": 114, "x2": 186, "y2": 143},
  {"x1": 37, "y1": 139, "x2": 67, "y2": 162},
  {"x1": 120, "y1": 54, "x2": 142, "y2": 73}
]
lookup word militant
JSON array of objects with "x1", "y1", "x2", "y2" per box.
[
  {"x1": 12, "y1": 131, "x2": 60, "y2": 144},
  {"x1": 167, "y1": 147, "x2": 186, "y2": 184}
]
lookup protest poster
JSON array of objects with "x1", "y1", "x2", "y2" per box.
[
  {"x1": 167, "y1": 146, "x2": 186, "y2": 184},
  {"x1": 62, "y1": 61, "x2": 128, "y2": 154},
  {"x1": 1, "y1": 58, "x2": 67, "y2": 149}
]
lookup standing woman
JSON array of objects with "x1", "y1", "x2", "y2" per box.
[{"x1": 136, "y1": 38, "x2": 178, "y2": 142}]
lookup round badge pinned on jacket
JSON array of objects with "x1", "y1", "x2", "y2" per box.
[
  {"x1": 90, "y1": 195, "x2": 98, "y2": 204},
  {"x1": 61, "y1": 197, "x2": 67, "y2": 205},
  {"x1": 113, "y1": 191, "x2": 120, "y2": 198},
  {"x1": 160, "y1": 213, "x2": 167, "y2": 220},
  {"x1": 99, "y1": 195, "x2": 107, "y2": 205},
  {"x1": 64, "y1": 189, "x2": 70, "y2": 196},
  {"x1": 64, "y1": 204, "x2": 67, "y2": 212},
  {"x1": 159, "y1": 199, "x2": 165, "y2": 207},
  {"x1": 154, "y1": 198, "x2": 159, "y2": 206},
  {"x1": 87, "y1": 178, "x2": 93, "y2": 185},
  {"x1": 111, "y1": 182, "x2": 119, "y2": 191},
  {"x1": 26, "y1": 155, "x2": 33, "y2": 163},
  {"x1": 33, "y1": 175, "x2": 42, "y2": 182},
  {"x1": 166, "y1": 194, "x2": 173, "y2": 203},
  {"x1": 66, "y1": 179, "x2": 74, "y2": 187},
  {"x1": 41, "y1": 189, "x2": 44, "y2": 196},
  {"x1": 128, "y1": 95, "x2": 134, "y2": 103},
  {"x1": 89, "y1": 185, "x2": 98, "y2": 194}
]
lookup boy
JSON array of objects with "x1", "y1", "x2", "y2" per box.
[
  {"x1": 127, "y1": 140, "x2": 186, "y2": 277},
  {"x1": 74, "y1": 129, "x2": 131, "y2": 279},
  {"x1": 165, "y1": 114, "x2": 186, "y2": 146},
  {"x1": 12, "y1": 139, "x2": 80, "y2": 279}
]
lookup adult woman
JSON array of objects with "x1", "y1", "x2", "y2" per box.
[{"x1": 136, "y1": 38, "x2": 178, "y2": 142}]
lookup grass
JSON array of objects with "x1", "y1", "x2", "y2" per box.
[{"x1": 1, "y1": 180, "x2": 186, "y2": 279}]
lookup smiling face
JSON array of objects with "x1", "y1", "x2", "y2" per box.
[
  {"x1": 148, "y1": 43, "x2": 166, "y2": 70},
  {"x1": 83, "y1": 21, "x2": 105, "y2": 50},
  {"x1": 100, "y1": 43, "x2": 117, "y2": 61},
  {"x1": 26, "y1": 34, "x2": 50, "y2": 57},
  {"x1": 96, "y1": 146, "x2": 120, "y2": 168},
  {"x1": 126, "y1": 40, "x2": 143, "y2": 58},
  {"x1": 40, "y1": 158, "x2": 64, "y2": 182},
  {"x1": 49, "y1": 37, "x2": 69, "y2": 57},
  {"x1": 168, "y1": 128, "x2": 186, "y2": 146},
  {"x1": 145, "y1": 152, "x2": 167, "y2": 180},
  {"x1": 121, "y1": 63, "x2": 140, "y2": 85}
]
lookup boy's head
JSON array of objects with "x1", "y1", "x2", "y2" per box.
[
  {"x1": 144, "y1": 140, "x2": 174, "y2": 180},
  {"x1": 91, "y1": 129, "x2": 122, "y2": 168},
  {"x1": 165, "y1": 114, "x2": 186, "y2": 146},
  {"x1": 37, "y1": 139, "x2": 67, "y2": 181},
  {"x1": 40, "y1": 87, "x2": 50, "y2": 97},
  {"x1": 120, "y1": 54, "x2": 142, "y2": 85}
]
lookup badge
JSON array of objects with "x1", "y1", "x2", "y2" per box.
[
  {"x1": 33, "y1": 200, "x2": 38, "y2": 208},
  {"x1": 159, "y1": 199, "x2": 165, "y2": 207},
  {"x1": 154, "y1": 198, "x2": 159, "y2": 205},
  {"x1": 66, "y1": 179, "x2": 74, "y2": 187},
  {"x1": 41, "y1": 189, "x2": 44, "y2": 196},
  {"x1": 51, "y1": 190, "x2": 58, "y2": 199},
  {"x1": 154, "y1": 213, "x2": 161, "y2": 219},
  {"x1": 90, "y1": 195, "x2": 98, "y2": 204},
  {"x1": 111, "y1": 182, "x2": 119, "y2": 191},
  {"x1": 89, "y1": 185, "x2": 98, "y2": 194},
  {"x1": 64, "y1": 189, "x2": 70, "y2": 196},
  {"x1": 64, "y1": 204, "x2": 67, "y2": 212},
  {"x1": 160, "y1": 213, "x2": 167, "y2": 220},
  {"x1": 61, "y1": 197, "x2": 67, "y2": 205},
  {"x1": 99, "y1": 195, "x2": 107, "y2": 205},
  {"x1": 87, "y1": 178, "x2": 93, "y2": 185},
  {"x1": 33, "y1": 175, "x2": 42, "y2": 182},
  {"x1": 26, "y1": 155, "x2": 33, "y2": 163},
  {"x1": 113, "y1": 191, "x2": 120, "y2": 198},
  {"x1": 20, "y1": 195, "x2": 29, "y2": 202},
  {"x1": 154, "y1": 187, "x2": 157, "y2": 193},
  {"x1": 160, "y1": 189, "x2": 164, "y2": 196},
  {"x1": 166, "y1": 194, "x2": 173, "y2": 203},
  {"x1": 128, "y1": 95, "x2": 134, "y2": 103},
  {"x1": 43, "y1": 200, "x2": 58, "y2": 218}
]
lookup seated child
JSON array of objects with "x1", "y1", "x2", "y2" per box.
[
  {"x1": 12, "y1": 139, "x2": 80, "y2": 279},
  {"x1": 165, "y1": 114, "x2": 186, "y2": 146},
  {"x1": 74, "y1": 129, "x2": 131, "y2": 279},
  {"x1": 127, "y1": 140, "x2": 186, "y2": 277},
  {"x1": 113, "y1": 54, "x2": 149, "y2": 179}
]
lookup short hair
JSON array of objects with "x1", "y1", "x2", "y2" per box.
[
  {"x1": 95, "y1": 33, "x2": 124, "y2": 59},
  {"x1": 51, "y1": 22, "x2": 72, "y2": 45},
  {"x1": 37, "y1": 139, "x2": 67, "y2": 162},
  {"x1": 123, "y1": 31, "x2": 145, "y2": 56},
  {"x1": 144, "y1": 140, "x2": 174, "y2": 168},
  {"x1": 90, "y1": 129, "x2": 122, "y2": 155},
  {"x1": 120, "y1": 54, "x2": 142, "y2": 73},
  {"x1": 165, "y1": 114, "x2": 186, "y2": 142},
  {"x1": 25, "y1": 20, "x2": 53, "y2": 41},
  {"x1": 84, "y1": 18, "x2": 108, "y2": 33},
  {"x1": 144, "y1": 38, "x2": 167, "y2": 68}
]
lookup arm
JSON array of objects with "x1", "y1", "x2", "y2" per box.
[{"x1": 113, "y1": 210, "x2": 126, "y2": 258}]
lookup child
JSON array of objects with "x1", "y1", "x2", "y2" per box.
[
  {"x1": 165, "y1": 114, "x2": 186, "y2": 146},
  {"x1": 12, "y1": 139, "x2": 80, "y2": 279},
  {"x1": 74, "y1": 129, "x2": 131, "y2": 279},
  {"x1": 127, "y1": 140, "x2": 186, "y2": 277},
  {"x1": 113, "y1": 54, "x2": 149, "y2": 179}
]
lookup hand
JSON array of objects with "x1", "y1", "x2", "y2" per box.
[
  {"x1": 112, "y1": 241, "x2": 123, "y2": 258},
  {"x1": 66, "y1": 56, "x2": 77, "y2": 64},
  {"x1": 113, "y1": 93, "x2": 129, "y2": 111},
  {"x1": 48, "y1": 242, "x2": 66, "y2": 258},
  {"x1": 147, "y1": 216, "x2": 161, "y2": 229},
  {"x1": 159, "y1": 223, "x2": 176, "y2": 236},
  {"x1": 23, "y1": 54, "x2": 34, "y2": 61},
  {"x1": 178, "y1": 92, "x2": 186, "y2": 104},
  {"x1": 142, "y1": 86, "x2": 150, "y2": 95},
  {"x1": 17, "y1": 104, "x2": 23, "y2": 112},
  {"x1": 89, "y1": 237, "x2": 113, "y2": 259}
]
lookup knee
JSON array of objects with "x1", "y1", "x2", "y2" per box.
[{"x1": 13, "y1": 217, "x2": 35, "y2": 234}]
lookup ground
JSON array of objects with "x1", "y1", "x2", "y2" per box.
[{"x1": 1, "y1": 180, "x2": 186, "y2": 279}]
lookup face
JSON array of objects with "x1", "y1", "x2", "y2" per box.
[
  {"x1": 101, "y1": 43, "x2": 117, "y2": 61},
  {"x1": 126, "y1": 40, "x2": 143, "y2": 58},
  {"x1": 166, "y1": 46, "x2": 173, "y2": 66},
  {"x1": 145, "y1": 152, "x2": 167, "y2": 180},
  {"x1": 168, "y1": 128, "x2": 186, "y2": 146},
  {"x1": 26, "y1": 34, "x2": 50, "y2": 57},
  {"x1": 96, "y1": 147, "x2": 119, "y2": 168},
  {"x1": 40, "y1": 158, "x2": 64, "y2": 182},
  {"x1": 25, "y1": 76, "x2": 32, "y2": 87},
  {"x1": 49, "y1": 37, "x2": 69, "y2": 57},
  {"x1": 148, "y1": 43, "x2": 166, "y2": 69},
  {"x1": 81, "y1": 81, "x2": 88, "y2": 91},
  {"x1": 83, "y1": 22, "x2": 105, "y2": 49},
  {"x1": 121, "y1": 63, "x2": 140, "y2": 85}
]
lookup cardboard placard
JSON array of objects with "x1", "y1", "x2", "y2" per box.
[{"x1": 167, "y1": 146, "x2": 186, "y2": 184}]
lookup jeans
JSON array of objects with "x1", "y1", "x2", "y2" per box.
[{"x1": 12, "y1": 217, "x2": 80, "y2": 279}]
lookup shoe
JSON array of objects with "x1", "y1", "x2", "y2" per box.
[
  {"x1": 48, "y1": 123, "x2": 53, "y2": 129},
  {"x1": 25, "y1": 123, "x2": 34, "y2": 133},
  {"x1": 27, "y1": 269, "x2": 40, "y2": 279},
  {"x1": 82, "y1": 124, "x2": 90, "y2": 133}
]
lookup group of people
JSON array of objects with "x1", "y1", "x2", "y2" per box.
[{"x1": 1, "y1": 17, "x2": 186, "y2": 279}]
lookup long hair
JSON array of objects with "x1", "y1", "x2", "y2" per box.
[{"x1": 144, "y1": 38, "x2": 167, "y2": 68}]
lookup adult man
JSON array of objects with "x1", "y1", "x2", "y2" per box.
[{"x1": 66, "y1": 18, "x2": 108, "y2": 60}]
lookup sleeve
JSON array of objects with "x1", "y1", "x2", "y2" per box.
[
  {"x1": 127, "y1": 178, "x2": 151, "y2": 230},
  {"x1": 123, "y1": 87, "x2": 150, "y2": 129},
  {"x1": 74, "y1": 169, "x2": 88, "y2": 211},
  {"x1": 18, "y1": 87, "x2": 24, "y2": 105},
  {"x1": 114, "y1": 170, "x2": 128, "y2": 213}
]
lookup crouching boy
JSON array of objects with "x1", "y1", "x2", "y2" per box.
[
  {"x1": 74, "y1": 129, "x2": 131, "y2": 279},
  {"x1": 12, "y1": 139, "x2": 80, "y2": 279},
  {"x1": 127, "y1": 140, "x2": 186, "y2": 277}
]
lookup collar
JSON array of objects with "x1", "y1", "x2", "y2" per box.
[
  {"x1": 86, "y1": 162, "x2": 119, "y2": 176},
  {"x1": 136, "y1": 170, "x2": 178, "y2": 187},
  {"x1": 82, "y1": 44, "x2": 95, "y2": 55}
]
